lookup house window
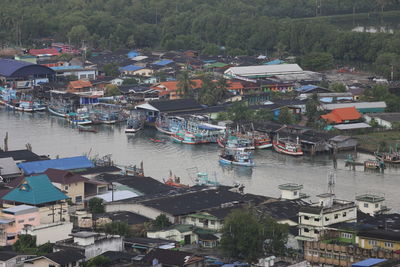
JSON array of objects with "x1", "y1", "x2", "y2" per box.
[
  {"x1": 314, "y1": 218, "x2": 320, "y2": 222},
  {"x1": 191, "y1": 218, "x2": 195, "y2": 222},
  {"x1": 385, "y1": 242, "x2": 393, "y2": 248},
  {"x1": 304, "y1": 216, "x2": 309, "y2": 220},
  {"x1": 375, "y1": 203, "x2": 379, "y2": 208},
  {"x1": 75, "y1": 196, "x2": 83, "y2": 203},
  {"x1": 343, "y1": 212, "x2": 347, "y2": 217},
  {"x1": 334, "y1": 214, "x2": 339, "y2": 219},
  {"x1": 64, "y1": 185, "x2": 69, "y2": 191},
  {"x1": 7, "y1": 236, "x2": 15, "y2": 240},
  {"x1": 28, "y1": 218, "x2": 35, "y2": 222},
  {"x1": 368, "y1": 240, "x2": 377, "y2": 246},
  {"x1": 210, "y1": 221, "x2": 215, "y2": 225},
  {"x1": 325, "y1": 217, "x2": 330, "y2": 222},
  {"x1": 18, "y1": 220, "x2": 24, "y2": 224},
  {"x1": 314, "y1": 230, "x2": 320, "y2": 234},
  {"x1": 341, "y1": 233, "x2": 352, "y2": 239},
  {"x1": 294, "y1": 191, "x2": 298, "y2": 196},
  {"x1": 88, "y1": 74, "x2": 94, "y2": 80},
  {"x1": 304, "y1": 228, "x2": 310, "y2": 233},
  {"x1": 364, "y1": 203, "x2": 369, "y2": 208}
]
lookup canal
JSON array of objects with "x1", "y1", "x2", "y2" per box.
[{"x1": 1, "y1": 108, "x2": 399, "y2": 211}]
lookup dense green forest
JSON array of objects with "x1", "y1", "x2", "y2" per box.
[{"x1": 1, "y1": 0, "x2": 400, "y2": 73}]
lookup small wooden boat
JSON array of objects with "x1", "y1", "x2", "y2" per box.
[
  {"x1": 375, "y1": 151, "x2": 400, "y2": 164},
  {"x1": 164, "y1": 171, "x2": 188, "y2": 188},
  {"x1": 219, "y1": 148, "x2": 255, "y2": 167},
  {"x1": 171, "y1": 131, "x2": 210, "y2": 145},
  {"x1": 78, "y1": 125, "x2": 97, "y2": 133},
  {"x1": 364, "y1": 159, "x2": 385, "y2": 171},
  {"x1": 273, "y1": 137, "x2": 303, "y2": 156},
  {"x1": 149, "y1": 138, "x2": 166, "y2": 143}
]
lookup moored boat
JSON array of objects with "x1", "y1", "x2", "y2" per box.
[
  {"x1": 218, "y1": 135, "x2": 255, "y2": 150},
  {"x1": 219, "y1": 148, "x2": 255, "y2": 167},
  {"x1": 364, "y1": 159, "x2": 385, "y2": 171},
  {"x1": 66, "y1": 112, "x2": 92, "y2": 125},
  {"x1": 3, "y1": 100, "x2": 46, "y2": 112},
  {"x1": 125, "y1": 117, "x2": 144, "y2": 133},
  {"x1": 273, "y1": 137, "x2": 303, "y2": 156},
  {"x1": 253, "y1": 132, "x2": 272, "y2": 149},
  {"x1": 375, "y1": 151, "x2": 400, "y2": 164},
  {"x1": 78, "y1": 125, "x2": 97, "y2": 133}
]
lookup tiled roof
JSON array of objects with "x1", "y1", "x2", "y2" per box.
[
  {"x1": 69, "y1": 80, "x2": 92, "y2": 89},
  {"x1": 321, "y1": 107, "x2": 361, "y2": 123},
  {"x1": 44, "y1": 168, "x2": 88, "y2": 185},
  {"x1": 2, "y1": 174, "x2": 68, "y2": 205},
  {"x1": 153, "y1": 80, "x2": 202, "y2": 91}
]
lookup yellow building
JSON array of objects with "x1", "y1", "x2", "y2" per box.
[{"x1": 358, "y1": 229, "x2": 400, "y2": 251}]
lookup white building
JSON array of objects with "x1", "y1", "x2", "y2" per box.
[
  {"x1": 54, "y1": 231, "x2": 123, "y2": 260},
  {"x1": 147, "y1": 225, "x2": 198, "y2": 245},
  {"x1": 224, "y1": 64, "x2": 304, "y2": 78},
  {"x1": 297, "y1": 193, "x2": 357, "y2": 241},
  {"x1": 363, "y1": 113, "x2": 400, "y2": 129},
  {"x1": 356, "y1": 194, "x2": 389, "y2": 216},
  {"x1": 279, "y1": 183, "x2": 306, "y2": 200},
  {"x1": 23, "y1": 222, "x2": 73, "y2": 246}
]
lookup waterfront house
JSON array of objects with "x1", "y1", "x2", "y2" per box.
[
  {"x1": 54, "y1": 231, "x2": 123, "y2": 260},
  {"x1": 363, "y1": 112, "x2": 400, "y2": 129},
  {"x1": 0, "y1": 205, "x2": 40, "y2": 245},
  {"x1": 24, "y1": 249, "x2": 85, "y2": 267},
  {"x1": 18, "y1": 156, "x2": 94, "y2": 175},
  {"x1": 67, "y1": 80, "x2": 93, "y2": 93},
  {"x1": 328, "y1": 135, "x2": 358, "y2": 151},
  {"x1": 142, "y1": 248, "x2": 205, "y2": 267},
  {"x1": 120, "y1": 65, "x2": 154, "y2": 77},
  {"x1": 2, "y1": 174, "x2": 69, "y2": 224},
  {"x1": 355, "y1": 194, "x2": 389, "y2": 217}
]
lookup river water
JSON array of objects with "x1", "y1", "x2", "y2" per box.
[{"x1": 1, "y1": 108, "x2": 399, "y2": 211}]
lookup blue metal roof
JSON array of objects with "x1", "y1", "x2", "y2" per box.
[
  {"x1": 295, "y1": 84, "x2": 318, "y2": 92},
  {"x1": 352, "y1": 258, "x2": 387, "y2": 267},
  {"x1": 18, "y1": 156, "x2": 93, "y2": 175},
  {"x1": 153, "y1": 59, "x2": 173, "y2": 66},
  {"x1": 264, "y1": 59, "x2": 285, "y2": 65},
  {"x1": 50, "y1": 65, "x2": 84, "y2": 71},
  {"x1": 0, "y1": 59, "x2": 55, "y2": 78},
  {"x1": 120, "y1": 65, "x2": 144, "y2": 72},
  {"x1": 127, "y1": 51, "x2": 140, "y2": 58},
  {"x1": 2, "y1": 174, "x2": 68, "y2": 205}
]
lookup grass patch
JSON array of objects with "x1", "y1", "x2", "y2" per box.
[{"x1": 354, "y1": 130, "x2": 400, "y2": 152}]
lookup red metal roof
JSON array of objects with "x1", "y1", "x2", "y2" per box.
[
  {"x1": 321, "y1": 106, "x2": 361, "y2": 123},
  {"x1": 29, "y1": 48, "x2": 60, "y2": 56}
]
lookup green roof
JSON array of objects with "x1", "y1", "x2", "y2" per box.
[
  {"x1": 2, "y1": 174, "x2": 68, "y2": 205},
  {"x1": 204, "y1": 62, "x2": 228, "y2": 69},
  {"x1": 188, "y1": 213, "x2": 217, "y2": 220}
]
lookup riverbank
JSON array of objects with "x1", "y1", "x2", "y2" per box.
[{"x1": 355, "y1": 130, "x2": 400, "y2": 152}]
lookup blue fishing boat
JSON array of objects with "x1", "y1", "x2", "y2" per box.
[{"x1": 219, "y1": 148, "x2": 255, "y2": 167}]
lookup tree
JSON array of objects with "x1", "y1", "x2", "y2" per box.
[
  {"x1": 260, "y1": 216, "x2": 289, "y2": 256},
  {"x1": 13, "y1": 235, "x2": 37, "y2": 254},
  {"x1": 177, "y1": 70, "x2": 195, "y2": 98},
  {"x1": 153, "y1": 214, "x2": 171, "y2": 230},
  {"x1": 253, "y1": 109, "x2": 274, "y2": 122},
  {"x1": 227, "y1": 102, "x2": 254, "y2": 122},
  {"x1": 89, "y1": 197, "x2": 105, "y2": 214},
  {"x1": 374, "y1": 52, "x2": 400, "y2": 80},
  {"x1": 103, "y1": 63, "x2": 120, "y2": 77},
  {"x1": 104, "y1": 84, "x2": 121, "y2": 97},
  {"x1": 102, "y1": 221, "x2": 131, "y2": 237},
  {"x1": 300, "y1": 52, "x2": 334, "y2": 71},
  {"x1": 220, "y1": 209, "x2": 264, "y2": 263},
  {"x1": 68, "y1": 25, "x2": 90, "y2": 46},
  {"x1": 329, "y1": 83, "x2": 347, "y2": 92},
  {"x1": 86, "y1": 255, "x2": 111, "y2": 267},
  {"x1": 278, "y1": 107, "x2": 294, "y2": 124}
]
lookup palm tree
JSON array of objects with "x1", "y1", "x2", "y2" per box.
[{"x1": 177, "y1": 70, "x2": 195, "y2": 98}]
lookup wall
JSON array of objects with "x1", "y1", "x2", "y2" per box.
[
  {"x1": 133, "y1": 69, "x2": 154, "y2": 77},
  {"x1": 53, "y1": 182, "x2": 85, "y2": 204},
  {"x1": 25, "y1": 222, "x2": 73, "y2": 245},
  {"x1": 147, "y1": 229, "x2": 197, "y2": 244},
  {"x1": 181, "y1": 215, "x2": 222, "y2": 231},
  {"x1": 357, "y1": 201, "x2": 382, "y2": 216},
  {"x1": 83, "y1": 236, "x2": 123, "y2": 259},
  {"x1": 38, "y1": 203, "x2": 69, "y2": 224},
  {"x1": 1, "y1": 211, "x2": 40, "y2": 245},
  {"x1": 23, "y1": 258, "x2": 60, "y2": 267}
]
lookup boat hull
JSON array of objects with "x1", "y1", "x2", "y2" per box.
[
  {"x1": 219, "y1": 156, "x2": 255, "y2": 167},
  {"x1": 3, "y1": 101, "x2": 46, "y2": 112},
  {"x1": 255, "y1": 143, "x2": 272, "y2": 149},
  {"x1": 273, "y1": 143, "x2": 303, "y2": 156},
  {"x1": 48, "y1": 106, "x2": 67, "y2": 117}
]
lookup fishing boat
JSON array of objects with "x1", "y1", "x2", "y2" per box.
[
  {"x1": 78, "y1": 125, "x2": 97, "y2": 133},
  {"x1": 219, "y1": 148, "x2": 255, "y2": 167},
  {"x1": 89, "y1": 103, "x2": 127, "y2": 124},
  {"x1": 375, "y1": 151, "x2": 400, "y2": 164},
  {"x1": 155, "y1": 116, "x2": 185, "y2": 135},
  {"x1": 253, "y1": 132, "x2": 272, "y2": 149},
  {"x1": 66, "y1": 112, "x2": 92, "y2": 125},
  {"x1": 195, "y1": 172, "x2": 220, "y2": 187},
  {"x1": 164, "y1": 171, "x2": 188, "y2": 188},
  {"x1": 47, "y1": 105, "x2": 72, "y2": 118},
  {"x1": 171, "y1": 131, "x2": 210, "y2": 145},
  {"x1": 364, "y1": 159, "x2": 385, "y2": 171},
  {"x1": 273, "y1": 136, "x2": 303, "y2": 156},
  {"x1": 218, "y1": 135, "x2": 255, "y2": 150},
  {"x1": 3, "y1": 100, "x2": 46, "y2": 112},
  {"x1": 125, "y1": 117, "x2": 144, "y2": 133}
]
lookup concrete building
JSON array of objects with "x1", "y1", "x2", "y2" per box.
[
  {"x1": 356, "y1": 194, "x2": 389, "y2": 216},
  {"x1": 23, "y1": 221, "x2": 73, "y2": 246},
  {"x1": 23, "y1": 250, "x2": 85, "y2": 267},
  {"x1": 54, "y1": 231, "x2": 123, "y2": 260},
  {"x1": 278, "y1": 183, "x2": 305, "y2": 200},
  {"x1": 147, "y1": 224, "x2": 198, "y2": 244},
  {"x1": 224, "y1": 64, "x2": 304, "y2": 79},
  {"x1": 298, "y1": 193, "x2": 357, "y2": 241},
  {"x1": 0, "y1": 157, "x2": 22, "y2": 181},
  {"x1": 51, "y1": 65, "x2": 98, "y2": 80}
]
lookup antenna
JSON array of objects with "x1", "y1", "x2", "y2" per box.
[{"x1": 327, "y1": 171, "x2": 336, "y2": 195}]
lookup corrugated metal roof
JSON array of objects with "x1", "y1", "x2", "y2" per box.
[
  {"x1": 2, "y1": 175, "x2": 68, "y2": 205},
  {"x1": 153, "y1": 59, "x2": 174, "y2": 66},
  {"x1": 0, "y1": 59, "x2": 55, "y2": 78},
  {"x1": 120, "y1": 65, "x2": 144, "y2": 72},
  {"x1": 18, "y1": 156, "x2": 93, "y2": 175},
  {"x1": 352, "y1": 258, "x2": 387, "y2": 267},
  {"x1": 322, "y1": 102, "x2": 387, "y2": 110},
  {"x1": 0, "y1": 157, "x2": 21, "y2": 176},
  {"x1": 333, "y1": 122, "x2": 371, "y2": 130},
  {"x1": 225, "y1": 64, "x2": 303, "y2": 77}
]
